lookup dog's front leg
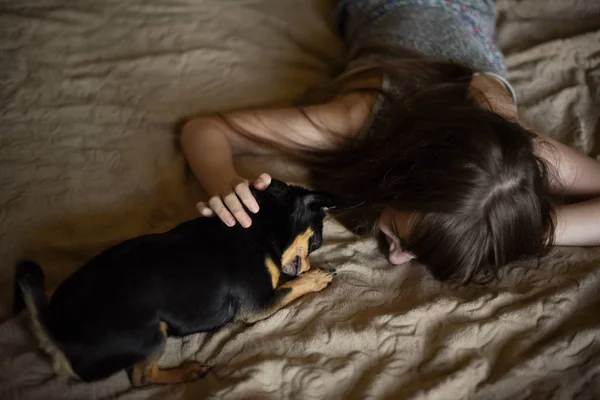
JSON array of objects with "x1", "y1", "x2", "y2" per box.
[{"x1": 238, "y1": 268, "x2": 335, "y2": 324}]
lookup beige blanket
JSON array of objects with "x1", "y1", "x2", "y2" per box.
[{"x1": 1, "y1": 0, "x2": 599, "y2": 398}]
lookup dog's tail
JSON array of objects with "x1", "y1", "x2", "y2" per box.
[{"x1": 14, "y1": 261, "x2": 78, "y2": 378}]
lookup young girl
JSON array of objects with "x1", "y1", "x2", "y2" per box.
[{"x1": 180, "y1": 0, "x2": 600, "y2": 283}]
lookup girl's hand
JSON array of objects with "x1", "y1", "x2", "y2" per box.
[{"x1": 196, "y1": 173, "x2": 272, "y2": 228}]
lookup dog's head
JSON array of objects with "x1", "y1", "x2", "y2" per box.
[{"x1": 251, "y1": 179, "x2": 343, "y2": 276}]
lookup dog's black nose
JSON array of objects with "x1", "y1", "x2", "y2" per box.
[{"x1": 292, "y1": 256, "x2": 301, "y2": 275}]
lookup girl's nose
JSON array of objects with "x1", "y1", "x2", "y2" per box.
[{"x1": 387, "y1": 240, "x2": 415, "y2": 265}]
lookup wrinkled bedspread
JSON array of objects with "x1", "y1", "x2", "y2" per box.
[{"x1": 1, "y1": 0, "x2": 599, "y2": 399}]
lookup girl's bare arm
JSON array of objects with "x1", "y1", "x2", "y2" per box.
[
  {"x1": 179, "y1": 93, "x2": 373, "y2": 227},
  {"x1": 553, "y1": 197, "x2": 600, "y2": 246},
  {"x1": 537, "y1": 136, "x2": 600, "y2": 246}
]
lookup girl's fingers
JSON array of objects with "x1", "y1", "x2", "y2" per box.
[
  {"x1": 208, "y1": 197, "x2": 236, "y2": 227},
  {"x1": 223, "y1": 193, "x2": 252, "y2": 228},
  {"x1": 196, "y1": 202, "x2": 215, "y2": 217},
  {"x1": 254, "y1": 173, "x2": 272, "y2": 190},
  {"x1": 235, "y1": 182, "x2": 259, "y2": 214},
  {"x1": 199, "y1": 175, "x2": 266, "y2": 227}
]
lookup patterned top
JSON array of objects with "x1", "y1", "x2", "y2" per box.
[{"x1": 335, "y1": 0, "x2": 508, "y2": 77}]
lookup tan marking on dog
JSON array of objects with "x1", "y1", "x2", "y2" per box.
[
  {"x1": 131, "y1": 321, "x2": 211, "y2": 387},
  {"x1": 22, "y1": 290, "x2": 78, "y2": 379},
  {"x1": 132, "y1": 359, "x2": 210, "y2": 386},
  {"x1": 278, "y1": 268, "x2": 332, "y2": 296},
  {"x1": 159, "y1": 321, "x2": 168, "y2": 336},
  {"x1": 281, "y1": 228, "x2": 314, "y2": 274},
  {"x1": 238, "y1": 268, "x2": 334, "y2": 324},
  {"x1": 265, "y1": 257, "x2": 280, "y2": 289},
  {"x1": 148, "y1": 361, "x2": 210, "y2": 384}
]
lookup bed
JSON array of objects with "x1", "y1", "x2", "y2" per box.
[{"x1": 1, "y1": 0, "x2": 599, "y2": 398}]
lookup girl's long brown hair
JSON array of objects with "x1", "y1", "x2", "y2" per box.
[{"x1": 229, "y1": 43, "x2": 556, "y2": 283}]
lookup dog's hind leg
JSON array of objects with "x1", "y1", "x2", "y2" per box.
[{"x1": 128, "y1": 321, "x2": 211, "y2": 387}]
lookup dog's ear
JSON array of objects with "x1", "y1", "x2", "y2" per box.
[
  {"x1": 265, "y1": 179, "x2": 287, "y2": 191},
  {"x1": 250, "y1": 178, "x2": 287, "y2": 205},
  {"x1": 302, "y1": 192, "x2": 350, "y2": 211}
]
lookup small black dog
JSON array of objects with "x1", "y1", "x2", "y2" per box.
[{"x1": 14, "y1": 179, "x2": 339, "y2": 386}]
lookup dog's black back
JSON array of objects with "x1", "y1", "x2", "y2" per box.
[{"x1": 15, "y1": 179, "x2": 337, "y2": 382}]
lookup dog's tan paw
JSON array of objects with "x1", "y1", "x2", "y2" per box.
[
  {"x1": 300, "y1": 268, "x2": 335, "y2": 292},
  {"x1": 179, "y1": 361, "x2": 211, "y2": 382}
]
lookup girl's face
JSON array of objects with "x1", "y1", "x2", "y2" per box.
[
  {"x1": 377, "y1": 75, "x2": 517, "y2": 266},
  {"x1": 378, "y1": 207, "x2": 416, "y2": 265}
]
